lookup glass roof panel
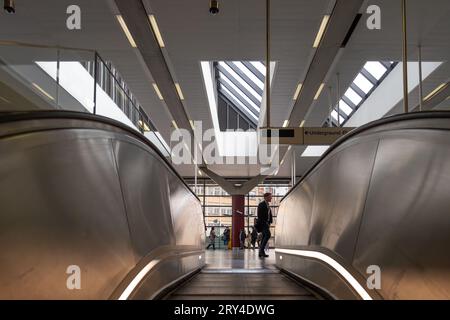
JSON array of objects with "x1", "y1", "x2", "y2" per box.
[
  {"x1": 364, "y1": 61, "x2": 387, "y2": 80},
  {"x1": 218, "y1": 62, "x2": 262, "y2": 101},
  {"x1": 354, "y1": 73, "x2": 374, "y2": 94},
  {"x1": 219, "y1": 72, "x2": 260, "y2": 111},
  {"x1": 232, "y1": 61, "x2": 264, "y2": 90},
  {"x1": 338, "y1": 99, "x2": 353, "y2": 115},
  {"x1": 345, "y1": 87, "x2": 363, "y2": 105},
  {"x1": 250, "y1": 61, "x2": 266, "y2": 76}
]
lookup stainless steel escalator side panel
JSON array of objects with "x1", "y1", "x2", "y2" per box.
[
  {"x1": 0, "y1": 129, "x2": 137, "y2": 299},
  {"x1": 353, "y1": 130, "x2": 450, "y2": 299},
  {"x1": 276, "y1": 113, "x2": 450, "y2": 300},
  {"x1": 0, "y1": 113, "x2": 205, "y2": 299}
]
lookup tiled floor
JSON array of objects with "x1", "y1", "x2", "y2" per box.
[
  {"x1": 204, "y1": 248, "x2": 277, "y2": 271},
  {"x1": 167, "y1": 249, "x2": 318, "y2": 300}
]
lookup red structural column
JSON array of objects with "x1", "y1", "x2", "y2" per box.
[{"x1": 231, "y1": 195, "x2": 245, "y2": 248}]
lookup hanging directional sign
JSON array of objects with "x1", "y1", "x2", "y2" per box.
[
  {"x1": 259, "y1": 127, "x2": 355, "y2": 145},
  {"x1": 303, "y1": 127, "x2": 354, "y2": 145}
]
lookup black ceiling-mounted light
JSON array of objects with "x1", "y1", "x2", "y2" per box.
[
  {"x1": 4, "y1": 0, "x2": 15, "y2": 14},
  {"x1": 209, "y1": 0, "x2": 219, "y2": 15}
]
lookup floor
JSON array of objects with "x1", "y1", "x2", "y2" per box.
[{"x1": 167, "y1": 249, "x2": 318, "y2": 300}]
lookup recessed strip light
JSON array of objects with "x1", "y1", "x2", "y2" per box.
[
  {"x1": 175, "y1": 83, "x2": 185, "y2": 100},
  {"x1": 148, "y1": 15, "x2": 165, "y2": 48},
  {"x1": 275, "y1": 248, "x2": 372, "y2": 300},
  {"x1": 32, "y1": 83, "x2": 54, "y2": 101},
  {"x1": 172, "y1": 120, "x2": 179, "y2": 129},
  {"x1": 424, "y1": 83, "x2": 448, "y2": 101},
  {"x1": 152, "y1": 83, "x2": 164, "y2": 100},
  {"x1": 189, "y1": 120, "x2": 195, "y2": 130},
  {"x1": 116, "y1": 15, "x2": 137, "y2": 48},
  {"x1": 299, "y1": 120, "x2": 305, "y2": 127},
  {"x1": 314, "y1": 83, "x2": 325, "y2": 100},
  {"x1": 282, "y1": 120, "x2": 289, "y2": 128},
  {"x1": 138, "y1": 120, "x2": 150, "y2": 132},
  {"x1": 293, "y1": 83, "x2": 303, "y2": 100},
  {"x1": 313, "y1": 15, "x2": 330, "y2": 48},
  {"x1": 118, "y1": 259, "x2": 161, "y2": 300}
]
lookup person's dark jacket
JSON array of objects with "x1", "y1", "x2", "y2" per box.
[
  {"x1": 239, "y1": 230, "x2": 246, "y2": 241},
  {"x1": 251, "y1": 228, "x2": 258, "y2": 242},
  {"x1": 223, "y1": 228, "x2": 230, "y2": 241},
  {"x1": 256, "y1": 201, "x2": 273, "y2": 231}
]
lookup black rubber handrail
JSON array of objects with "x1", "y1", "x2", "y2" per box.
[
  {"x1": 281, "y1": 110, "x2": 450, "y2": 202},
  {"x1": 0, "y1": 110, "x2": 200, "y2": 202}
]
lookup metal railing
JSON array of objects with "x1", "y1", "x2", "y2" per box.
[{"x1": 0, "y1": 41, "x2": 170, "y2": 157}]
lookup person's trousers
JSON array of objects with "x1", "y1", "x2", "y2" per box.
[{"x1": 259, "y1": 227, "x2": 271, "y2": 255}]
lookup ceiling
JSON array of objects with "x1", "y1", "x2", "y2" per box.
[{"x1": 0, "y1": 0, "x2": 449, "y2": 180}]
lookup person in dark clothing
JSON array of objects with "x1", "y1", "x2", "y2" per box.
[
  {"x1": 256, "y1": 192, "x2": 273, "y2": 258},
  {"x1": 250, "y1": 227, "x2": 257, "y2": 250},
  {"x1": 222, "y1": 226, "x2": 230, "y2": 246},
  {"x1": 239, "y1": 228, "x2": 246, "y2": 249}
]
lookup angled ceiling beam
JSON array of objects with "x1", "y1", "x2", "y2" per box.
[
  {"x1": 199, "y1": 166, "x2": 267, "y2": 195},
  {"x1": 114, "y1": 0, "x2": 192, "y2": 134},
  {"x1": 288, "y1": 0, "x2": 364, "y2": 126}
]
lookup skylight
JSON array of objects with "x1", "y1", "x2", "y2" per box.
[
  {"x1": 328, "y1": 61, "x2": 396, "y2": 127},
  {"x1": 353, "y1": 74, "x2": 374, "y2": 94},
  {"x1": 345, "y1": 87, "x2": 363, "y2": 105},
  {"x1": 363, "y1": 61, "x2": 387, "y2": 80},
  {"x1": 216, "y1": 61, "x2": 266, "y2": 127}
]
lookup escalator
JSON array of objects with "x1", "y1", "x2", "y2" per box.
[
  {"x1": 164, "y1": 269, "x2": 319, "y2": 300},
  {"x1": 1, "y1": 110, "x2": 450, "y2": 300}
]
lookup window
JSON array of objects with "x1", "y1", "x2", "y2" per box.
[
  {"x1": 338, "y1": 100, "x2": 353, "y2": 115},
  {"x1": 364, "y1": 61, "x2": 387, "y2": 80},
  {"x1": 326, "y1": 61, "x2": 396, "y2": 127},
  {"x1": 216, "y1": 61, "x2": 266, "y2": 128},
  {"x1": 353, "y1": 73, "x2": 374, "y2": 94},
  {"x1": 345, "y1": 87, "x2": 363, "y2": 105}
]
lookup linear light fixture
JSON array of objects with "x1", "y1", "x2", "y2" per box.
[
  {"x1": 175, "y1": 83, "x2": 185, "y2": 100},
  {"x1": 314, "y1": 83, "x2": 325, "y2": 100},
  {"x1": 424, "y1": 83, "x2": 448, "y2": 101},
  {"x1": 118, "y1": 259, "x2": 161, "y2": 300},
  {"x1": 313, "y1": 15, "x2": 330, "y2": 48},
  {"x1": 116, "y1": 15, "x2": 137, "y2": 48},
  {"x1": 152, "y1": 83, "x2": 164, "y2": 100},
  {"x1": 293, "y1": 83, "x2": 303, "y2": 100},
  {"x1": 299, "y1": 120, "x2": 305, "y2": 127},
  {"x1": 172, "y1": 120, "x2": 179, "y2": 129},
  {"x1": 275, "y1": 248, "x2": 372, "y2": 300},
  {"x1": 138, "y1": 120, "x2": 150, "y2": 132},
  {"x1": 282, "y1": 120, "x2": 289, "y2": 128},
  {"x1": 149, "y1": 15, "x2": 165, "y2": 48},
  {"x1": 189, "y1": 120, "x2": 195, "y2": 130},
  {"x1": 32, "y1": 83, "x2": 54, "y2": 101}
]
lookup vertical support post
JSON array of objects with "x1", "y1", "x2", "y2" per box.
[
  {"x1": 291, "y1": 148, "x2": 296, "y2": 186},
  {"x1": 336, "y1": 73, "x2": 341, "y2": 127},
  {"x1": 93, "y1": 52, "x2": 98, "y2": 115},
  {"x1": 265, "y1": 0, "x2": 271, "y2": 128},
  {"x1": 232, "y1": 195, "x2": 245, "y2": 250},
  {"x1": 418, "y1": 45, "x2": 423, "y2": 111},
  {"x1": 56, "y1": 49, "x2": 60, "y2": 108},
  {"x1": 327, "y1": 86, "x2": 333, "y2": 127},
  {"x1": 194, "y1": 166, "x2": 198, "y2": 193},
  {"x1": 402, "y1": 0, "x2": 409, "y2": 113}
]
